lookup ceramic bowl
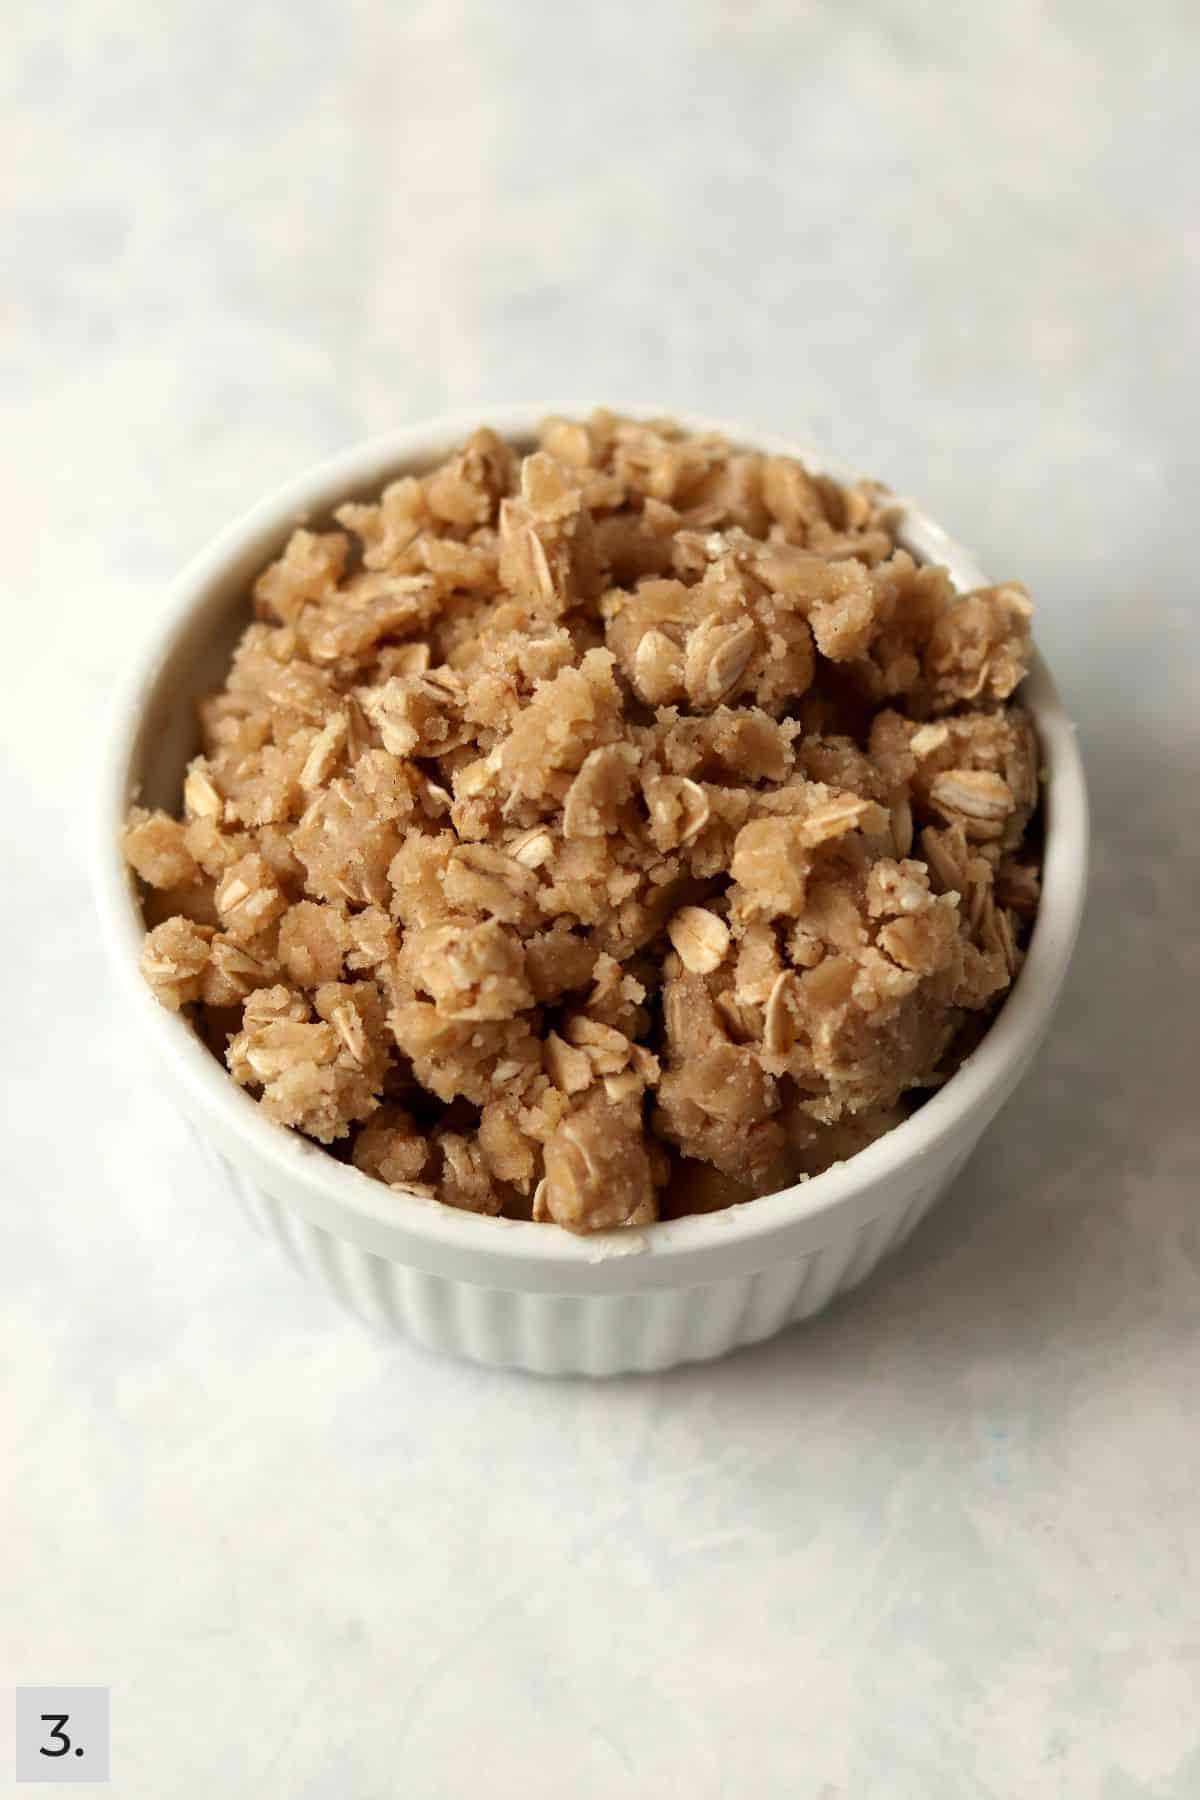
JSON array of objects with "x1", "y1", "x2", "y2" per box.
[{"x1": 94, "y1": 410, "x2": 1088, "y2": 1374}]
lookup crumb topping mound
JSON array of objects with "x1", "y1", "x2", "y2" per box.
[{"x1": 124, "y1": 413, "x2": 1040, "y2": 1231}]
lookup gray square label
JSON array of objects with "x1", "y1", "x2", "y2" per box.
[{"x1": 15, "y1": 1690, "x2": 109, "y2": 1783}]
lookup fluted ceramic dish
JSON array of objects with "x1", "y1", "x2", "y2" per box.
[{"x1": 94, "y1": 409, "x2": 1088, "y2": 1376}]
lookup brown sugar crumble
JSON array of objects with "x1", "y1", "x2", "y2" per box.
[{"x1": 124, "y1": 413, "x2": 1041, "y2": 1232}]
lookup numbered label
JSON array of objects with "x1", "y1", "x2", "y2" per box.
[{"x1": 14, "y1": 1691, "x2": 109, "y2": 1784}]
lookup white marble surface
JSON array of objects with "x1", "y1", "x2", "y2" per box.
[{"x1": 3, "y1": 2, "x2": 1199, "y2": 1794}]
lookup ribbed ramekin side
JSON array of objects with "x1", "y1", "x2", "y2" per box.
[{"x1": 206, "y1": 1152, "x2": 954, "y2": 1375}]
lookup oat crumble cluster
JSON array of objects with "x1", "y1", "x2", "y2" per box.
[{"x1": 124, "y1": 414, "x2": 1041, "y2": 1232}]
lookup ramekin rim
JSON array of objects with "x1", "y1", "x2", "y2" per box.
[{"x1": 93, "y1": 406, "x2": 1089, "y2": 1280}]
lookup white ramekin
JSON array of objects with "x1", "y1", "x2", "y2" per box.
[{"x1": 94, "y1": 409, "x2": 1088, "y2": 1376}]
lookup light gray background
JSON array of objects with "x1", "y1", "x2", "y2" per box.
[{"x1": 2, "y1": 3, "x2": 1198, "y2": 1796}]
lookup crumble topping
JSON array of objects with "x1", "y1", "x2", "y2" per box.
[{"x1": 124, "y1": 413, "x2": 1040, "y2": 1231}]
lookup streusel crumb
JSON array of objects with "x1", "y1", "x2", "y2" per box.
[{"x1": 124, "y1": 414, "x2": 1041, "y2": 1231}]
